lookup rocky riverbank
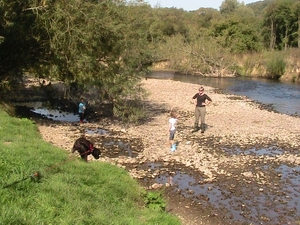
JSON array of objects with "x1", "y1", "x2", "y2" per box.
[{"x1": 36, "y1": 78, "x2": 300, "y2": 225}]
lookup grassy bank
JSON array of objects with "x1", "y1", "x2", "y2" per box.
[{"x1": 0, "y1": 108, "x2": 180, "y2": 225}]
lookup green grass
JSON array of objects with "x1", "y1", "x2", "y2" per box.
[{"x1": 0, "y1": 108, "x2": 181, "y2": 225}]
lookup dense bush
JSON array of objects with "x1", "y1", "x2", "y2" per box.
[{"x1": 265, "y1": 51, "x2": 286, "y2": 79}]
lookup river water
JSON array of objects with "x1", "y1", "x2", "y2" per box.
[{"x1": 147, "y1": 71, "x2": 300, "y2": 117}]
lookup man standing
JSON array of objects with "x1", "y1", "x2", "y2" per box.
[{"x1": 192, "y1": 87, "x2": 212, "y2": 133}]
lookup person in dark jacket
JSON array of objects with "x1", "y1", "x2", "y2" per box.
[{"x1": 192, "y1": 86, "x2": 212, "y2": 133}]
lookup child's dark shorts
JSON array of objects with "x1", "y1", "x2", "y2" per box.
[{"x1": 169, "y1": 129, "x2": 176, "y2": 140}]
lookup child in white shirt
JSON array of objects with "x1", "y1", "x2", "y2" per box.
[{"x1": 168, "y1": 111, "x2": 179, "y2": 152}]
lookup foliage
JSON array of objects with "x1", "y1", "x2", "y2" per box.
[
  {"x1": 234, "y1": 52, "x2": 264, "y2": 76},
  {"x1": 154, "y1": 33, "x2": 236, "y2": 76},
  {"x1": 0, "y1": 107, "x2": 181, "y2": 225},
  {"x1": 1, "y1": 0, "x2": 300, "y2": 116},
  {"x1": 212, "y1": 17, "x2": 262, "y2": 53},
  {"x1": 0, "y1": 0, "x2": 48, "y2": 84},
  {"x1": 220, "y1": 0, "x2": 239, "y2": 16},
  {"x1": 264, "y1": 51, "x2": 286, "y2": 79},
  {"x1": 291, "y1": 1, "x2": 300, "y2": 47},
  {"x1": 212, "y1": 3, "x2": 263, "y2": 53},
  {"x1": 192, "y1": 8, "x2": 222, "y2": 30},
  {"x1": 262, "y1": 0, "x2": 299, "y2": 50},
  {"x1": 113, "y1": 98, "x2": 148, "y2": 123},
  {"x1": 143, "y1": 191, "x2": 167, "y2": 211},
  {"x1": 0, "y1": 0, "x2": 155, "y2": 121},
  {"x1": 39, "y1": 0, "x2": 149, "y2": 94}
]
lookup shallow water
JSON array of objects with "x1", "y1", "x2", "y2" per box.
[
  {"x1": 31, "y1": 108, "x2": 79, "y2": 122},
  {"x1": 222, "y1": 145, "x2": 284, "y2": 156},
  {"x1": 136, "y1": 155, "x2": 300, "y2": 225},
  {"x1": 147, "y1": 72, "x2": 300, "y2": 116},
  {"x1": 85, "y1": 128, "x2": 109, "y2": 135},
  {"x1": 14, "y1": 101, "x2": 80, "y2": 123}
]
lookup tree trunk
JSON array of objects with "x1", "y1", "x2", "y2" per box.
[
  {"x1": 298, "y1": 15, "x2": 300, "y2": 48},
  {"x1": 270, "y1": 19, "x2": 276, "y2": 50},
  {"x1": 285, "y1": 26, "x2": 288, "y2": 50}
]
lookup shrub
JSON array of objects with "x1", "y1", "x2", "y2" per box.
[
  {"x1": 265, "y1": 52, "x2": 286, "y2": 80},
  {"x1": 144, "y1": 191, "x2": 166, "y2": 211},
  {"x1": 113, "y1": 99, "x2": 147, "y2": 123}
]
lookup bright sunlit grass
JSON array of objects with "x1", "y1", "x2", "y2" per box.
[{"x1": 0, "y1": 108, "x2": 180, "y2": 225}]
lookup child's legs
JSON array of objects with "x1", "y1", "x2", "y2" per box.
[
  {"x1": 169, "y1": 130, "x2": 176, "y2": 147},
  {"x1": 79, "y1": 113, "x2": 83, "y2": 121}
]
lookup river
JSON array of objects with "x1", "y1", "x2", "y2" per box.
[{"x1": 147, "y1": 71, "x2": 300, "y2": 117}]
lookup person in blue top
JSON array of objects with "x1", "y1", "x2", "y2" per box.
[
  {"x1": 78, "y1": 98, "x2": 86, "y2": 123},
  {"x1": 192, "y1": 87, "x2": 212, "y2": 133}
]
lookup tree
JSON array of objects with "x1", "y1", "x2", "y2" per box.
[
  {"x1": 0, "y1": 0, "x2": 152, "y2": 121},
  {"x1": 193, "y1": 8, "x2": 222, "y2": 30},
  {"x1": 37, "y1": 0, "x2": 152, "y2": 118},
  {"x1": 291, "y1": 1, "x2": 300, "y2": 48},
  {"x1": 220, "y1": 0, "x2": 239, "y2": 16},
  {"x1": 212, "y1": 3, "x2": 262, "y2": 54},
  {"x1": 0, "y1": 0, "x2": 48, "y2": 88},
  {"x1": 263, "y1": 0, "x2": 297, "y2": 50}
]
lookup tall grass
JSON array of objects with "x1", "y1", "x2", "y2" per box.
[
  {"x1": 0, "y1": 108, "x2": 180, "y2": 225},
  {"x1": 264, "y1": 51, "x2": 286, "y2": 80}
]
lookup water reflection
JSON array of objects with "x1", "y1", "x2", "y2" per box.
[
  {"x1": 14, "y1": 101, "x2": 80, "y2": 122},
  {"x1": 32, "y1": 108, "x2": 79, "y2": 122},
  {"x1": 147, "y1": 71, "x2": 300, "y2": 116}
]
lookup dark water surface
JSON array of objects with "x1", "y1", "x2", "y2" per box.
[{"x1": 147, "y1": 71, "x2": 300, "y2": 116}]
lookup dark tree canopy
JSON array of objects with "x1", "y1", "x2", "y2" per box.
[
  {"x1": 0, "y1": 0, "x2": 299, "y2": 118},
  {"x1": 0, "y1": 1, "x2": 48, "y2": 83}
]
